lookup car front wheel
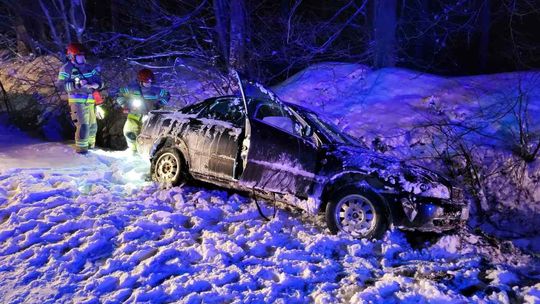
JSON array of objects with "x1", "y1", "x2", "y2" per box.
[
  {"x1": 326, "y1": 186, "x2": 389, "y2": 239},
  {"x1": 151, "y1": 148, "x2": 184, "y2": 186}
]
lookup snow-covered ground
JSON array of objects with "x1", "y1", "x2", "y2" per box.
[
  {"x1": 1, "y1": 57, "x2": 540, "y2": 302},
  {"x1": 275, "y1": 63, "x2": 540, "y2": 253},
  {"x1": 1, "y1": 122, "x2": 540, "y2": 303}
]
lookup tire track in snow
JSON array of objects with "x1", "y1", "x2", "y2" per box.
[{"x1": 0, "y1": 153, "x2": 539, "y2": 303}]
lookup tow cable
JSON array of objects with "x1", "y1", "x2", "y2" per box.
[{"x1": 253, "y1": 194, "x2": 277, "y2": 221}]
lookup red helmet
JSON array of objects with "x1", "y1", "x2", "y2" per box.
[
  {"x1": 137, "y1": 68, "x2": 155, "y2": 83},
  {"x1": 66, "y1": 43, "x2": 85, "y2": 56}
]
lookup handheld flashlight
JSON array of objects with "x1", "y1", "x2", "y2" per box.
[{"x1": 131, "y1": 97, "x2": 143, "y2": 108}]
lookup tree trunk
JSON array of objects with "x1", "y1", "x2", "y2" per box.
[
  {"x1": 414, "y1": 0, "x2": 429, "y2": 65},
  {"x1": 229, "y1": 0, "x2": 247, "y2": 73},
  {"x1": 110, "y1": 0, "x2": 119, "y2": 32},
  {"x1": 373, "y1": 0, "x2": 397, "y2": 68},
  {"x1": 38, "y1": 0, "x2": 63, "y2": 48},
  {"x1": 213, "y1": 0, "x2": 229, "y2": 65},
  {"x1": 58, "y1": 0, "x2": 72, "y2": 43},
  {"x1": 0, "y1": 79, "x2": 11, "y2": 113},
  {"x1": 478, "y1": 0, "x2": 490, "y2": 72},
  {"x1": 13, "y1": 13, "x2": 34, "y2": 56}
]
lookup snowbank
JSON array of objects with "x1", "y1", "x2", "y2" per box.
[
  {"x1": 0, "y1": 55, "x2": 227, "y2": 147},
  {"x1": 275, "y1": 63, "x2": 540, "y2": 252}
]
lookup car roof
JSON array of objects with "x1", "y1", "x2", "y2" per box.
[
  {"x1": 283, "y1": 102, "x2": 315, "y2": 114},
  {"x1": 197, "y1": 96, "x2": 317, "y2": 117}
]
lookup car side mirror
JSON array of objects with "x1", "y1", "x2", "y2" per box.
[{"x1": 302, "y1": 125, "x2": 313, "y2": 137}]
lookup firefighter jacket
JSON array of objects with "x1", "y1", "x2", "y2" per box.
[
  {"x1": 57, "y1": 62, "x2": 103, "y2": 104},
  {"x1": 116, "y1": 83, "x2": 170, "y2": 118}
]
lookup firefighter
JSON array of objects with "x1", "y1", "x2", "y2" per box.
[
  {"x1": 57, "y1": 42, "x2": 104, "y2": 154},
  {"x1": 116, "y1": 68, "x2": 170, "y2": 153}
]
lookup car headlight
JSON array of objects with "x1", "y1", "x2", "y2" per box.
[{"x1": 417, "y1": 183, "x2": 451, "y2": 199}]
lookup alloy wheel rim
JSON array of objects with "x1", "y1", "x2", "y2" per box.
[
  {"x1": 334, "y1": 194, "x2": 377, "y2": 237},
  {"x1": 156, "y1": 153, "x2": 179, "y2": 182}
]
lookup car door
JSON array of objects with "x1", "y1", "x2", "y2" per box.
[
  {"x1": 240, "y1": 99, "x2": 319, "y2": 198},
  {"x1": 158, "y1": 100, "x2": 211, "y2": 174},
  {"x1": 191, "y1": 97, "x2": 245, "y2": 180}
]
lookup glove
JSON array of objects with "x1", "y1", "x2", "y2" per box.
[{"x1": 96, "y1": 105, "x2": 106, "y2": 120}]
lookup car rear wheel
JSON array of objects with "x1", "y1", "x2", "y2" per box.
[
  {"x1": 326, "y1": 186, "x2": 389, "y2": 239},
  {"x1": 152, "y1": 148, "x2": 184, "y2": 186}
]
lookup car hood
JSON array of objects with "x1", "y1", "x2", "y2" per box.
[{"x1": 329, "y1": 145, "x2": 451, "y2": 199}]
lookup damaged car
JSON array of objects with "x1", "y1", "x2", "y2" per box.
[{"x1": 136, "y1": 75, "x2": 468, "y2": 239}]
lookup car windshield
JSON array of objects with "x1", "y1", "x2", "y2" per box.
[
  {"x1": 200, "y1": 97, "x2": 245, "y2": 126},
  {"x1": 300, "y1": 110, "x2": 365, "y2": 146},
  {"x1": 305, "y1": 112, "x2": 347, "y2": 143}
]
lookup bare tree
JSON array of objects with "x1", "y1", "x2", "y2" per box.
[
  {"x1": 228, "y1": 0, "x2": 247, "y2": 72},
  {"x1": 501, "y1": 74, "x2": 540, "y2": 162},
  {"x1": 12, "y1": 5, "x2": 35, "y2": 56},
  {"x1": 38, "y1": 0, "x2": 63, "y2": 48},
  {"x1": 68, "y1": 0, "x2": 86, "y2": 42},
  {"x1": 246, "y1": 0, "x2": 370, "y2": 82},
  {"x1": 213, "y1": 0, "x2": 229, "y2": 66},
  {"x1": 372, "y1": 0, "x2": 397, "y2": 67},
  {"x1": 478, "y1": 0, "x2": 491, "y2": 71}
]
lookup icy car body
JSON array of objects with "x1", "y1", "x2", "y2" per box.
[{"x1": 137, "y1": 79, "x2": 468, "y2": 235}]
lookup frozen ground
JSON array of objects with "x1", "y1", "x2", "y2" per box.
[{"x1": 1, "y1": 124, "x2": 540, "y2": 303}]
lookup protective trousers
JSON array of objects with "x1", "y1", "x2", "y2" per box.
[
  {"x1": 69, "y1": 103, "x2": 97, "y2": 152},
  {"x1": 123, "y1": 114, "x2": 142, "y2": 152}
]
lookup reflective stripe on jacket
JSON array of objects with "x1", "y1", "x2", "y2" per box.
[
  {"x1": 57, "y1": 62, "x2": 103, "y2": 103},
  {"x1": 116, "y1": 83, "x2": 170, "y2": 115}
]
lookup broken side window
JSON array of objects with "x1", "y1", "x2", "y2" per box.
[
  {"x1": 180, "y1": 100, "x2": 211, "y2": 115},
  {"x1": 199, "y1": 98, "x2": 245, "y2": 127},
  {"x1": 253, "y1": 99, "x2": 302, "y2": 137}
]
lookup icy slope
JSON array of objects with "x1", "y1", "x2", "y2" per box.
[
  {"x1": 1, "y1": 125, "x2": 540, "y2": 303},
  {"x1": 275, "y1": 63, "x2": 540, "y2": 155},
  {"x1": 275, "y1": 63, "x2": 540, "y2": 252}
]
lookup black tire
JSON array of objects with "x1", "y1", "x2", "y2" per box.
[
  {"x1": 325, "y1": 185, "x2": 389, "y2": 239},
  {"x1": 151, "y1": 148, "x2": 185, "y2": 186}
]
